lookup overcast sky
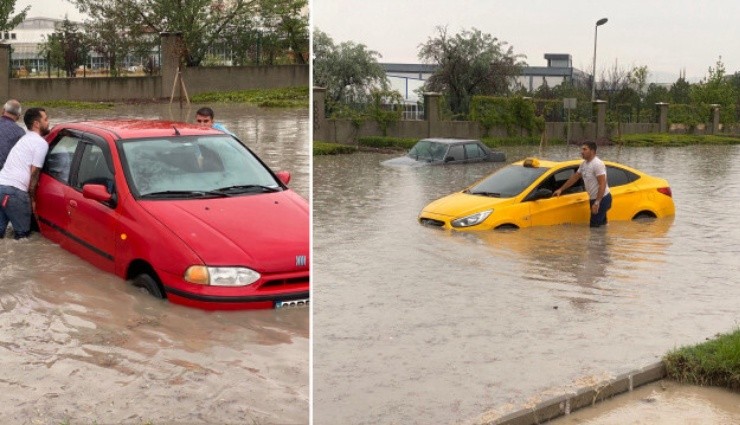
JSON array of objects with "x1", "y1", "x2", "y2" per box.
[
  {"x1": 313, "y1": 0, "x2": 740, "y2": 83},
  {"x1": 15, "y1": 0, "x2": 85, "y2": 21}
]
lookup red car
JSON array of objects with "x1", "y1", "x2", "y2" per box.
[{"x1": 35, "y1": 120, "x2": 309, "y2": 310}]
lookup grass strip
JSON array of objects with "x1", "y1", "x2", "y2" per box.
[
  {"x1": 664, "y1": 328, "x2": 740, "y2": 391},
  {"x1": 191, "y1": 87, "x2": 308, "y2": 108},
  {"x1": 25, "y1": 100, "x2": 114, "y2": 110},
  {"x1": 614, "y1": 133, "x2": 740, "y2": 146}
]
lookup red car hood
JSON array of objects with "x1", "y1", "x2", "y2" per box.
[{"x1": 138, "y1": 191, "x2": 309, "y2": 273}]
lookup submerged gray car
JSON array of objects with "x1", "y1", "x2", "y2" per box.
[{"x1": 382, "y1": 138, "x2": 506, "y2": 167}]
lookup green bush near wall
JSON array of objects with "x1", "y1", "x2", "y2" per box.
[
  {"x1": 470, "y1": 96, "x2": 545, "y2": 136},
  {"x1": 613, "y1": 133, "x2": 740, "y2": 146},
  {"x1": 357, "y1": 136, "x2": 418, "y2": 149},
  {"x1": 313, "y1": 141, "x2": 358, "y2": 155}
]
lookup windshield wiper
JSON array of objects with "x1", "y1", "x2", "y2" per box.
[
  {"x1": 140, "y1": 190, "x2": 231, "y2": 199},
  {"x1": 213, "y1": 184, "x2": 281, "y2": 194}
]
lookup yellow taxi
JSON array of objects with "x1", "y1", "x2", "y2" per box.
[{"x1": 418, "y1": 157, "x2": 675, "y2": 230}]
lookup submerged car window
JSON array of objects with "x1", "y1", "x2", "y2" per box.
[
  {"x1": 44, "y1": 135, "x2": 79, "y2": 184},
  {"x1": 447, "y1": 144, "x2": 464, "y2": 161},
  {"x1": 468, "y1": 165, "x2": 548, "y2": 198},
  {"x1": 464, "y1": 143, "x2": 485, "y2": 159},
  {"x1": 607, "y1": 166, "x2": 638, "y2": 187},
  {"x1": 408, "y1": 140, "x2": 447, "y2": 161},
  {"x1": 120, "y1": 135, "x2": 279, "y2": 197}
]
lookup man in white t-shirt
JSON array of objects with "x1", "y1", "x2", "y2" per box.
[
  {"x1": 0, "y1": 107, "x2": 50, "y2": 239},
  {"x1": 552, "y1": 141, "x2": 612, "y2": 228}
]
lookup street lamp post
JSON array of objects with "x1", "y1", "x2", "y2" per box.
[{"x1": 591, "y1": 17, "x2": 608, "y2": 102}]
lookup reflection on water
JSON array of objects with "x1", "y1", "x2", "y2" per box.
[
  {"x1": 0, "y1": 104, "x2": 308, "y2": 424},
  {"x1": 313, "y1": 145, "x2": 740, "y2": 425}
]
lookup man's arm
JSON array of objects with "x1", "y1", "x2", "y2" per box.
[
  {"x1": 29, "y1": 166, "x2": 41, "y2": 212},
  {"x1": 553, "y1": 172, "x2": 581, "y2": 197}
]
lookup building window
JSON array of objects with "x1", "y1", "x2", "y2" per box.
[
  {"x1": 11, "y1": 33, "x2": 16, "y2": 40},
  {"x1": 3, "y1": 32, "x2": 8, "y2": 40}
]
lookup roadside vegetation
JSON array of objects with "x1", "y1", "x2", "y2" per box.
[
  {"x1": 191, "y1": 87, "x2": 309, "y2": 108},
  {"x1": 614, "y1": 133, "x2": 740, "y2": 146},
  {"x1": 313, "y1": 142, "x2": 358, "y2": 155},
  {"x1": 25, "y1": 100, "x2": 114, "y2": 110},
  {"x1": 664, "y1": 328, "x2": 740, "y2": 390}
]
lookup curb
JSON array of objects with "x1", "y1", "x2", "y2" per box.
[{"x1": 485, "y1": 361, "x2": 667, "y2": 425}]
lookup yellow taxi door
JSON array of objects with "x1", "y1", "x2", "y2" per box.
[{"x1": 528, "y1": 166, "x2": 590, "y2": 226}]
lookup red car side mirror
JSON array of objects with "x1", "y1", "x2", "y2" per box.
[
  {"x1": 82, "y1": 184, "x2": 112, "y2": 202},
  {"x1": 276, "y1": 171, "x2": 291, "y2": 185}
]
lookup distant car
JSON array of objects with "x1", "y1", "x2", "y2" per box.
[
  {"x1": 36, "y1": 120, "x2": 309, "y2": 310},
  {"x1": 382, "y1": 138, "x2": 506, "y2": 166},
  {"x1": 419, "y1": 157, "x2": 675, "y2": 230}
]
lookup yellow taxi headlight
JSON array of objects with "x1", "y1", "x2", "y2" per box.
[{"x1": 451, "y1": 210, "x2": 493, "y2": 228}]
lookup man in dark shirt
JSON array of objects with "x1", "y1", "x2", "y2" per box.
[{"x1": 0, "y1": 99, "x2": 25, "y2": 170}]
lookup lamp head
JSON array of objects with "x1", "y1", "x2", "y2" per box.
[{"x1": 596, "y1": 18, "x2": 608, "y2": 26}]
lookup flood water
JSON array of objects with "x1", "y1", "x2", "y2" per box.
[
  {"x1": 312, "y1": 144, "x2": 740, "y2": 424},
  {"x1": 0, "y1": 103, "x2": 309, "y2": 424}
]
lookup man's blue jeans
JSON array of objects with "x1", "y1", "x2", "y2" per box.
[
  {"x1": 0, "y1": 185, "x2": 32, "y2": 239},
  {"x1": 589, "y1": 192, "x2": 612, "y2": 228}
]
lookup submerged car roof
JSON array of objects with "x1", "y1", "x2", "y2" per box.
[
  {"x1": 53, "y1": 119, "x2": 224, "y2": 139},
  {"x1": 419, "y1": 138, "x2": 481, "y2": 144}
]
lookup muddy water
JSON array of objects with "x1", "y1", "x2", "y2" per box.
[
  {"x1": 0, "y1": 104, "x2": 308, "y2": 424},
  {"x1": 553, "y1": 380, "x2": 740, "y2": 424},
  {"x1": 312, "y1": 145, "x2": 740, "y2": 424}
]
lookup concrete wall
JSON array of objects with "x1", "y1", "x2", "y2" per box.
[
  {"x1": 0, "y1": 34, "x2": 308, "y2": 102},
  {"x1": 9, "y1": 76, "x2": 162, "y2": 102}
]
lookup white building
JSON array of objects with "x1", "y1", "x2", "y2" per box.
[{"x1": 4, "y1": 17, "x2": 63, "y2": 73}]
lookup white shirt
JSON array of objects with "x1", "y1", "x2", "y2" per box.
[
  {"x1": 577, "y1": 156, "x2": 610, "y2": 200},
  {"x1": 0, "y1": 131, "x2": 49, "y2": 192}
]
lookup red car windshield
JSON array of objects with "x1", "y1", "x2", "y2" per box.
[{"x1": 119, "y1": 135, "x2": 280, "y2": 198}]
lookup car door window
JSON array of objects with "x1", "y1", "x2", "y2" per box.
[
  {"x1": 607, "y1": 166, "x2": 638, "y2": 187},
  {"x1": 447, "y1": 145, "x2": 464, "y2": 161},
  {"x1": 44, "y1": 135, "x2": 79, "y2": 184},
  {"x1": 464, "y1": 143, "x2": 485, "y2": 160},
  {"x1": 75, "y1": 143, "x2": 114, "y2": 192},
  {"x1": 553, "y1": 167, "x2": 584, "y2": 193}
]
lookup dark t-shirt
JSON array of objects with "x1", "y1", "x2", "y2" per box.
[{"x1": 0, "y1": 116, "x2": 26, "y2": 170}]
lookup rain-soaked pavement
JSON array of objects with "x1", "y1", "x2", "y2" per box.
[
  {"x1": 0, "y1": 103, "x2": 308, "y2": 424},
  {"x1": 312, "y1": 144, "x2": 740, "y2": 424}
]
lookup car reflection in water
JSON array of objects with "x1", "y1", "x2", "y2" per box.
[
  {"x1": 439, "y1": 216, "x2": 674, "y2": 309},
  {"x1": 35, "y1": 120, "x2": 309, "y2": 310},
  {"x1": 382, "y1": 138, "x2": 506, "y2": 167}
]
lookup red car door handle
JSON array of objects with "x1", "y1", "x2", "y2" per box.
[{"x1": 69, "y1": 200, "x2": 77, "y2": 208}]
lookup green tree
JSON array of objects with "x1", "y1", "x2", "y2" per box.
[
  {"x1": 40, "y1": 18, "x2": 84, "y2": 77},
  {"x1": 628, "y1": 65, "x2": 649, "y2": 120},
  {"x1": 418, "y1": 26, "x2": 525, "y2": 116},
  {"x1": 691, "y1": 57, "x2": 737, "y2": 106},
  {"x1": 259, "y1": 0, "x2": 308, "y2": 64},
  {"x1": 312, "y1": 28, "x2": 388, "y2": 111},
  {"x1": 669, "y1": 76, "x2": 691, "y2": 104},
  {"x1": 0, "y1": 0, "x2": 29, "y2": 34},
  {"x1": 113, "y1": 0, "x2": 258, "y2": 67},
  {"x1": 72, "y1": 0, "x2": 157, "y2": 76}
]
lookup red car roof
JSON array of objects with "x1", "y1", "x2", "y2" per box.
[{"x1": 52, "y1": 119, "x2": 224, "y2": 139}]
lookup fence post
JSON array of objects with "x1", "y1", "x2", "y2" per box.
[
  {"x1": 424, "y1": 92, "x2": 442, "y2": 137},
  {"x1": 593, "y1": 99, "x2": 607, "y2": 141},
  {"x1": 313, "y1": 86, "x2": 327, "y2": 141},
  {"x1": 656, "y1": 102, "x2": 669, "y2": 133},
  {"x1": 710, "y1": 104, "x2": 720, "y2": 134},
  {"x1": 0, "y1": 44, "x2": 10, "y2": 101}
]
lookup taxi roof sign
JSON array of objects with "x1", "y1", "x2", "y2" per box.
[{"x1": 523, "y1": 158, "x2": 540, "y2": 168}]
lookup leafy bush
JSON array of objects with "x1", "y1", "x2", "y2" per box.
[
  {"x1": 313, "y1": 141, "x2": 357, "y2": 155},
  {"x1": 470, "y1": 96, "x2": 544, "y2": 136},
  {"x1": 192, "y1": 87, "x2": 309, "y2": 108},
  {"x1": 357, "y1": 136, "x2": 417, "y2": 149}
]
